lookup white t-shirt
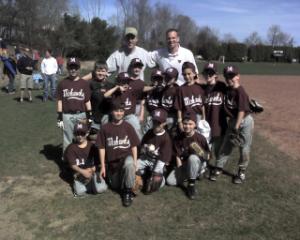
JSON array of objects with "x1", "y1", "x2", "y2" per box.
[
  {"x1": 150, "y1": 46, "x2": 198, "y2": 86},
  {"x1": 41, "y1": 57, "x2": 58, "y2": 75},
  {"x1": 106, "y1": 46, "x2": 155, "y2": 81}
]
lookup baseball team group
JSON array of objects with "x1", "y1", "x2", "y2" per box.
[{"x1": 11, "y1": 26, "x2": 258, "y2": 207}]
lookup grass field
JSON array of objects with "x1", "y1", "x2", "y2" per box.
[
  {"x1": 197, "y1": 61, "x2": 300, "y2": 76},
  {"x1": 0, "y1": 87, "x2": 299, "y2": 240}
]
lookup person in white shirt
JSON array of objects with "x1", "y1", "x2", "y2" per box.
[
  {"x1": 41, "y1": 49, "x2": 58, "y2": 101},
  {"x1": 83, "y1": 27, "x2": 155, "y2": 81},
  {"x1": 150, "y1": 29, "x2": 198, "y2": 86}
]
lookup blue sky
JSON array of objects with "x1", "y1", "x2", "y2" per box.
[{"x1": 73, "y1": 0, "x2": 300, "y2": 46}]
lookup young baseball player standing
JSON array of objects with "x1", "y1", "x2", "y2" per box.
[
  {"x1": 89, "y1": 62, "x2": 113, "y2": 140},
  {"x1": 166, "y1": 111, "x2": 210, "y2": 200},
  {"x1": 201, "y1": 62, "x2": 228, "y2": 162},
  {"x1": 64, "y1": 122, "x2": 107, "y2": 197},
  {"x1": 104, "y1": 72, "x2": 143, "y2": 140},
  {"x1": 161, "y1": 67, "x2": 180, "y2": 132},
  {"x1": 136, "y1": 108, "x2": 172, "y2": 194},
  {"x1": 210, "y1": 65, "x2": 254, "y2": 184},
  {"x1": 175, "y1": 62, "x2": 206, "y2": 133},
  {"x1": 56, "y1": 57, "x2": 92, "y2": 155},
  {"x1": 96, "y1": 102, "x2": 140, "y2": 207}
]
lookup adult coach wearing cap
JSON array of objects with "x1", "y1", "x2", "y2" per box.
[
  {"x1": 150, "y1": 28, "x2": 198, "y2": 86},
  {"x1": 83, "y1": 27, "x2": 154, "y2": 81},
  {"x1": 56, "y1": 57, "x2": 92, "y2": 155}
]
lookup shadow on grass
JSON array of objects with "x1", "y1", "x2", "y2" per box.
[{"x1": 40, "y1": 144, "x2": 73, "y2": 185}]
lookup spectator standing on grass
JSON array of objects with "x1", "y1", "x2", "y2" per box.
[
  {"x1": 41, "y1": 49, "x2": 58, "y2": 101},
  {"x1": 149, "y1": 28, "x2": 198, "y2": 86},
  {"x1": 83, "y1": 27, "x2": 155, "y2": 81},
  {"x1": 56, "y1": 55, "x2": 64, "y2": 75},
  {"x1": 1, "y1": 53, "x2": 17, "y2": 94},
  {"x1": 16, "y1": 48, "x2": 35, "y2": 102}
]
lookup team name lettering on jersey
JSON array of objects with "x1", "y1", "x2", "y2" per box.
[
  {"x1": 184, "y1": 95, "x2": 203, "y2": 107},
  {"x1": 205, "y1": 93, "x2": 223, "y2": 106},
  {"x1": 162, "y1": 96, "x2": 173, "y2": 107},
  {"x1": 148, "y1": 98, "x2": 160, "y2": 107},
  {"x1": 107, "y1": 136, "x2": 130, "y2": 149},
  {"x1": 124, "y1": 98, "x2": 132, "y2": 110},
  {"x1": 226, "y1": 98, "x2": 237, "y2": 109},
  {"x1": 63, "y1": 88, "x2": 85, "y2": 100}
]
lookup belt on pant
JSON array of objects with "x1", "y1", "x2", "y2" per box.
[{"x1": 64, "y1": 111, "x2": 84, "y2": 114}]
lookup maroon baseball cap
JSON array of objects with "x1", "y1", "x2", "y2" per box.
[
  {"x1": 182, "y1": 61, "x2": 196, "y2": 73},
  {"x1": 164, "y1": 67, "x2": 179, "y2": 81},
  {"x1": 151, "y1": 69, "x2": 164, "y2": 81},
  {"x1": 223, "y1": 65, "x2": 239, "y2": 78},
  {"x1": 183, "y1": 111, "x2": 197, "y2": 124},
  {"x1": 111, "y1": 101, "x2": 125, "y2": 111},
  {"x1": 152, "y1": 108, "x2": 167, "y2": 123},
  {"x1": 116, "y1": 72, "x2": 131, "y2": 85},
  {"x1": 202, "y1": 62, "x2": 217, "y2": 74},
  {"x1": 129, "y1": 58, "x2": 144, "y2": 68},
  {"x1": 74, "y1": 122, "x2": 89, "y2": 135},
  {"x1": 67, "y1": 57, "x2": 80, "y2": 69}
]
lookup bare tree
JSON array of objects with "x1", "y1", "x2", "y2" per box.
[
  {"x1": 267, "y1": 25, "x2": 294, "y2": 47},
  {"x1": 244, "y1": 31, "x2": 262, "y2": 46},
  {"x1": 222, "y1": 33, "x2": 237, "y2": 43},
  {"x1": 82, "y1": 0, "x2": 104, "y2": 22}
]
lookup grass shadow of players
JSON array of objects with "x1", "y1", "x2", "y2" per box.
[{"x1": 40, "y1": 144, "x2": 73, "y2": 186}]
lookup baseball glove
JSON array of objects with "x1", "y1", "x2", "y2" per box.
[
  {"x1": 249, "y1": 99, "x2": 264, "y2": 113},
  {"x1": 144, "y1": 172, "x2": 163, "y2": 194},
  {"x1": 190, "y1": 142, "x2": 210, "y2": 161},
  {"x1": 132, "y1": 175, "x2": 143, "y2": 195},
  {"x1": 229, "y1": 129, "x2": 245, "y2": 147}
]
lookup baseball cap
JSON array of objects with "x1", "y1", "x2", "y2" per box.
[
  {"x1": 125, "y1": 27, "x2": 138, "y2": 37},
  {"x1": 129, "y1": 58, "x2": 144, "y2": 68},
  {"x1": 164, "y1": 67, "x2": 179, "y2": 81},
  {"x1": 151, "y1": 69, "x2": 164, "y2": 81},
  {"x1": 183, "y1": 111, "x2": 197, "y2": 124},
  {"x1": 182, "y1": 61, "x2": 196, "y2": 73},
  {"x1": 74, "y1": 122, "x2": 89, "y2": 136},
  {"x1": 202, "y1": 62, "x2": 217, "y2": 75},
  {"x1": 111, "y1": 101, "x2": 125, "y2": 111},
  {"x1": 67, "y1": 57, "x2": 80, "y2": 69},
  {"x1": 152, "y1": 108, "x2": 167, "y2": 124},
  {"x1": 116, "y1": 72, "x2": 131, "y2": 85},
  {"x1": 223, "y1": 65, "x2": 239, "y2": 79}
]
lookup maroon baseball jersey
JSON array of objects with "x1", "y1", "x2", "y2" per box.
[
  {"x1": 141, "y1": 129, "x2": 172, "y2": 164},
  {"x1": 224, "y1": 86, "x2": 251, "y2": 119},
  {"x1": 175, "y1": 83, "x2": 205, "y2": 114},
  {"x1": 145, "y1": 88, "x2": 163, "y2": 113},
  {"x1": 96, "y1": 121, "x2": 140, "y2": 172},
  {"x1": 64, "y1": 141, "x2": 96, "y2": 169},
  {"x1": 57, "y1": 77, "x2": 91, "y2": 113},
  {"x1": 174, "y1": 131, "x2": 209, "y2": 162},
  {"x1": 129, "y1": 79, "x2": 145, "y2": 101},
  {"x1": 112, "y1": 87, "x2": 138, "y2": 115},
  {"x1": 161, "y1": 84, "x2": 179, "y2": 115},
  {"x1": 204, "y1": 81, "x2": 228, "y2": 137}
]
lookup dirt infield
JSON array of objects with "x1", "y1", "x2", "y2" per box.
[{"x1": 241, "y1": 75, "x2": 300, "y2": 160}]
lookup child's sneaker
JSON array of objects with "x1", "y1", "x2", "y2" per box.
[
  {"x1": 209, "y1": 168, "x2": 222, "y2": 181},
  {"x1": 233, "y1": 169, "x2": 246, "y2": 184}
]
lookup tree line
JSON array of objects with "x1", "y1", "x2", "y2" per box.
[{"x1": 0, "y1": 0, "x2": 299, "y2": 62}]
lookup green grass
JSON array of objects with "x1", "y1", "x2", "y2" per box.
[
  {"x1": 0, "y1": 90, "x2": 299, "y2": 240},
  {"x1": 196, "y1": 61, "x2": 300, "y2": 75}
]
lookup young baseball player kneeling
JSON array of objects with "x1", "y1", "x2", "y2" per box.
[
  {"x1": 96, "y1": 102, "x2": 140, "y2": 207},
  {"x1": 210, "y1": 65, "x2": 254, "y2": 184},
  {"x1": 64, "y1": 122, "x2": 107, "y2": 197},
  {"x1": 167, "y1": 111, "x2": 210, "y2": 200},
  {"x1": 136, "y1": 108, "x2": 172, "y2": 194}
]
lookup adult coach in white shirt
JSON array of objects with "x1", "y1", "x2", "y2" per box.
[
  {"x1": 83, "y1": 27, "x2": 154, "y2": 81},
  {"x1": 150, "y1": 28, "x2": 198, "y2": 86},
  {"x1": 41, "y1": 49, "x2": 58, "y2": 101}
]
